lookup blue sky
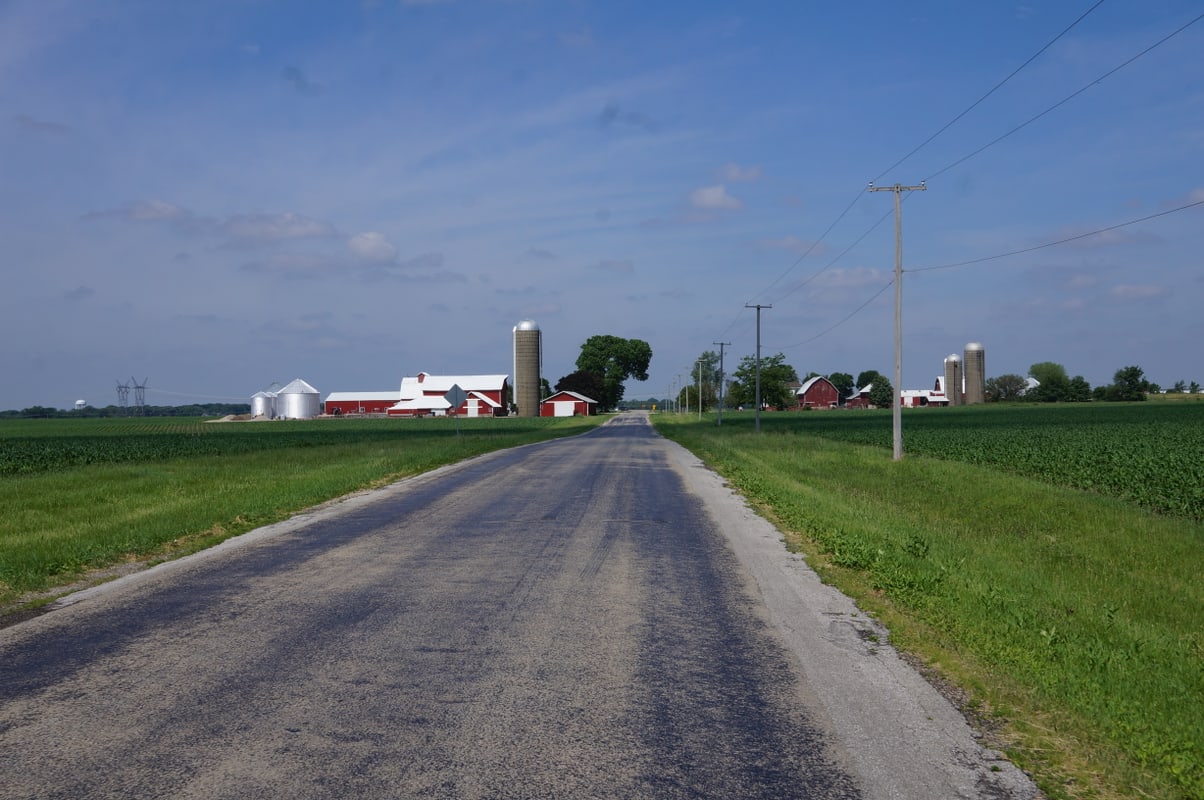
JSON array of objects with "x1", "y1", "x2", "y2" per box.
[{"x1": 2, "y1": 0, "x2": 1201, "y2": 409}]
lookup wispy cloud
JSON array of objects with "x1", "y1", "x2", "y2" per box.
[
  {"x1": 13, "y1": 114, "x2": 70, "y2": 134},
  {"x1": 689, "y1": 184, "x2": 742, "y2": 210},
  {"x1": 282, "y1": 66, "x2": 323, "y2": 96},
  {"x1": 348, "y1": 232, "x2": 398, "y2": 263},
  {"x1": 588, "y1": 259, "x2": 634, "y2": 274},
  {"x1": 1110, "y1": 283, "x2": 1166, "y2": 300},
  {"x1": 720, "y1": 162, "x2": 760, "y2": 182}
]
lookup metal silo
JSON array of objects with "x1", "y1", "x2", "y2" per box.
[
  {"x1": 276, "y1": 378, "x2": 321, "y2": 419},
  {"x1": 964, "y1": 343, "x2": 986, "y2": 405},
  {"x1": 251, "y1": 391, "x2": 277, "y2": 419},
  {"x1": 943, "y1": 354, "x2": 963, "y2": 406},
  {"x1": 513, "y1": 320, "x2": 542, "y2": 417}
]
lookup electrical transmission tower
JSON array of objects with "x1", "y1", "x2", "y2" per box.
[
  {"x1": 131, "y1": 377, "x2": 148, "y2": 415},
  {"x1": 116, "y1": 380, "x2": 131, "y2": 414}
]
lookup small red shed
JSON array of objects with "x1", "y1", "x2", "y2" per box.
[{"x1": 540, "y1": 390, "x2": 598, "y2": 417}]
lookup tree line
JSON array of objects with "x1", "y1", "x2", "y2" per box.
[{"x1": 0, "y1": 403, "x2": 252, "y2": 419}]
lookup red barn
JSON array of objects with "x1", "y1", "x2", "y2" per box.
[
  {"x1": 386, "y1": 372, "x2": 509, "y2": 417},
  {"x1": 540, "y1": 390, "x2": 598, "y2": 417},
  {"x1": 324, "y1": 391, "x2": 400, "y2": 415},
  {"x1": 794, "y1": 376, "x2": 840, "y2": 409}
]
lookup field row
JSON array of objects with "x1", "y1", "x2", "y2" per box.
[{"x1": 752, "y1": 402, "x2": 1204, "y2": 519}]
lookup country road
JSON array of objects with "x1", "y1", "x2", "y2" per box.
[{"x1": 0, "y1": 412, "x2": 1037, "y2": 799}]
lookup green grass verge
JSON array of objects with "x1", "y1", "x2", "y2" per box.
[
  {"x1": 653, "y1": 412, "x2": 1202, "y2": 800},
  {"x1": 0, "y1": 415, "x2": 604, "y2": 607}
]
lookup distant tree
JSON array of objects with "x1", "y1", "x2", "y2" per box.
[
  {"x1": 1027, "y1": 362, "x2": 1070, "y2": 402},
  {"x1": 575, "y1": 335, "x2": 653, "y2": 411},
  {"x1": 540, "y1": 378, "x2": 553, "y2": 400},
  {"x1": 985, "y1": 374, "x2": 1028, "y2": 402},
  {"x1": 1191, "y1": 381, "x2": 1201, "y2": 394},
  {"x1": 1066, "y1": 375, "x2": 1093, "y2": 402},
  {"x1": 868, "y1": 379, "x2": 894, "y2": 409},
  {"x1": 828, "y1": 372, "x2": 855, "y2": 403},
  {"x1": 555, "y1": 370, "x2": 605, "y2": 402},
  {"x1": 728, "y1": 353, "x2": 798, "y2": 410},
  {"x1": 1102, "y1": 365, "x2": 1151, "y2": 402},
  {"x1": 855, "y1": 370, "x2": 885, "y2": 391},
  {"x1": 1172, "y1": 380, "x2": 1188, "y2": 393},
  {"x1": 687, "y1": 351, "x2": 722, "y2": 411}
]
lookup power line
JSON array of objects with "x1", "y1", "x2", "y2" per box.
[
  {"x1": 924, "y1": 9, "x2": 1204, "y2": 183},
  {"x1": 874, "y1": 0, "x2": 1105, "y2": 183},
  {"x1": 739, "y1": 2, "x2": 1107, "y2": 314},
  {"x1": 911, "y1": 198, "x2": 1204, "y2": 273},
  {"x1": 769, "y1": 197, "x2": 1203, "y2": 352}
]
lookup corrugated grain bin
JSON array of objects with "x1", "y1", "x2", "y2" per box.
[{"x1": 276, "y1": 379, "x2": 320, "y2": 419}]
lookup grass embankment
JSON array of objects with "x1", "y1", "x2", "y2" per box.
[
  {"x1": 0, "y1": 415, "x2": 604, "y2": 609},
  {"x1": 654, "y1": 409, "x2": 1202, "y2": 800}
]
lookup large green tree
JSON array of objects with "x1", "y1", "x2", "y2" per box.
[
  {"x1": 986, "y1": 374, "x2": 1028, "y2": 402},
  {"x1": 828, "y1": 372, "x2": 855, "y2": 404},
  {"x1": 1027, "y1": 362, "x2": 1070, "y2": 402},
  {"x1": 868, "y1": 379, "x2": 894, "y2": 409},
  {"x1": 575, "y1": 335, "x2": 653, "y2": 411},
  {"x1": 555, "y1": 370, "x2": 605, "y2": 402},
  {"x1": 728, "y1": 353, "x2": 798, "y2": 410},
  {"x1": 1103, "y1": 365, "x2": 1152, "y2": 402}
]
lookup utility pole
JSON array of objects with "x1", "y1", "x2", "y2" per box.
[
  {"x1": 713, "y1": 341, "x2": 730, "y2": 426},
  {"x1": 745, "y1": 304, "x2": 771, "y2": 432},
  {"x1": 696, "y1": 359, "x2": 704, "y2": 421},
  {"x1": 868, "y1": 181, "x2": 926, "y2": 461}
]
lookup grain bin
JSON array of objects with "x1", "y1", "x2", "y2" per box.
[
  {"x1": 276, "y1": 378, "x2": 320, "y2": 419},
  {"x1": 251, "y1": 391, "x2": 277, "y2": 419},
  {"x1": 943, "y1": 354, "x2": 963, "y2": 406},
  {"x1": 963, "y1": 343, "x2": 986, "y2": 405},
  {"x1": 513, "y1": 320, "x2": 542, "y2": 417}
]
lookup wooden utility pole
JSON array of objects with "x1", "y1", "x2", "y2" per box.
[
  {"x1": 744, "y1": 304, "x2": 771, "y2": 432},
  {"x1": 868, "y1": 181, "x2": 925, "y2": 461},
  {"x1": 713, "y1": 341, "x2": 730, "y2": 426}
]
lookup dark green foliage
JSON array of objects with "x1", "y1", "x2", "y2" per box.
[
  {"x1": 727, "y1": 352, "x2": 798, "y2": 409},
  {"x1": 574, "y1": 335, "x2": 653, "y2": 411}
]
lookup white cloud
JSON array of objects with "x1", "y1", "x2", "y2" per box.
[
  {"x1": 348, "y1": 232, "x2": 398, "y2": 263},
  {"x1": 1110, "y1": 284, "x2": 1166, "y2": 300},
  {"x1": 689, "y1": 184, "x2": 742, "y2": 210},
  {"x1": 759, "y1": 235, "x2": 825, "y2": 256},
  {"x1": 223, "y1": 212, "x2": 337, "y2": 242},
  {"x1": 720, "y1": 162, "x2": 761, "y2": 182}
]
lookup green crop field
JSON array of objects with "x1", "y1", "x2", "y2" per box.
[
  {"x1": 0, "y1": 415, "x2": 604, "y2": 609},
  {"x1": 654, "y1": 403, "x2": 1203, "y2": 800},
  {"x1": 735, "y1": 401, "x2": 1204, "y2": 519}
]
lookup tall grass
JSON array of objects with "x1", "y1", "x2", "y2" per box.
[
  {"x1": 654, "y1": 412, "x2": 1202, "y2": 800},
  {"x1": 0, "y1": 416, "x2": 603, "y2": 606}
]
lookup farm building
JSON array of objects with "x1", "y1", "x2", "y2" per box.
[
  {"x1": 794, "y1": 376, "x2": 840, "y2": 409},
  {"x1": 540, "y1": 390, "x2": 598, "y2": 417},
  {"x1": 276, "y1": 378, "x2": 321, "y2": 419},
  {"x1": 899, "y1": 375, "x2": 951, "y2": 408},
  {"x1": 845, "y1": 384, "x2": 873, "y2": 409},
  {"x1": 324, "y1": 391, "x2": 400, "y2": 415},
  {"x1": 386, "y1": 372, "x2": 509, "y2": 418}
]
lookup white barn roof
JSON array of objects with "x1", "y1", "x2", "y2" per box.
[{"x1": 399, "y1": 372, "x2": 508, "y2": 397}]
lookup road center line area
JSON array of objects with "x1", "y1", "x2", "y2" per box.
[{"x1": 0, "y1": 412, "x2": 1037, "y2": 799}]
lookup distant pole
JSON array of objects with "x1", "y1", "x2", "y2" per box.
[
  {"x1": 745, "y1": 304, "x2": 771, "y2": 432},
  {"x1": 713, "y1": 341, "x2": 730, "y2": 426},
  {"x1": 696, "y1": 359, "x2": 704, "y2": 421},
  {"x1": 869, "y1": 181, "x2": 926, "y2": 461}
]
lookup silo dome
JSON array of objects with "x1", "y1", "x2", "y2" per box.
[{"x1": 515, "y1": 319, "x2": 540, "y2": 332}]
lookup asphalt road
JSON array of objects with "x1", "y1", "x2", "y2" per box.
[{"x1": 0, "y1": 413, "x2": 1037, "y2": 800}]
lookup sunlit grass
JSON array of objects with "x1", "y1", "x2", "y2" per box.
[
  {"x1": 654, "y1": 412, "x2": 1203, "y2": 800},
  {"x1": 0, "y1": 415, "x2": 604, "y2": 604}
]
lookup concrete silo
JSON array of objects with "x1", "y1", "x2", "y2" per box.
[
  {"x1": 513, "y1": 320, "x2": 542, "y2": 417},
  {"x1": 964, "y1": 343, "x2": 986, "y2": 405},
  {"x1": 943, "y1": 354, "x2": 963, "y2": 406}
]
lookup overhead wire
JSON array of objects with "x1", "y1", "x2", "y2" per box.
[
  {"x1": 736, "y1": 0, "x2": 1109, "y2": 320},
  {"x1": 765, "y1": 6, "x2": 1204, "y2": 352}
]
